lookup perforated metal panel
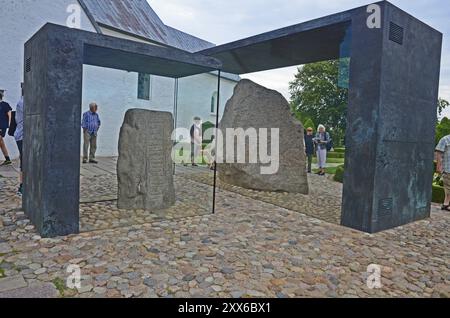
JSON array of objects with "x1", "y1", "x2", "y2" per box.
[
  {"x1": 25, "y1": 57, "x2": 31, "y2": 73},
  {"x1": 378, "y1": 198, "x2": 393, "y2": 218},
  {"x1": 389, "y1": 22, "x2": 404, "y2": 45}
]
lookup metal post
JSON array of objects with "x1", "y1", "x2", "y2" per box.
[
  {"x1": 212, "y1": 71, "x2": 221, "y2": 214},
  {"x1": 173, "y1": 78, "x2": 179, "y2": 175}
]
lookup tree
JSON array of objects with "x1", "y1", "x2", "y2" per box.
[
  {"x1": 438, "y1": 98, "x2": 450, "y2": 118},
  {"x1": 289, "y1": 60, "x2": 348, "y2": 146},
  {"x1": 434, "y1": 98, "x2": 450, "y2": 146},
  {"x1": 436, "y1": 117, "x2": 450, "y2": 145},
  {"x1": 302, "y1": 118, "x2": 315, "y2": 132}
]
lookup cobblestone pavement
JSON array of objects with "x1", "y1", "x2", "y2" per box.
[
  {"x1": 187, "y1": 171, "x2": 343, "y2": 224},
  {"x1": 79, "y1": 163, "x2": 215, "y2": 232},
  {"x1": 80, "y1": 175, "x2": 214, "y2": 232},
  {"x1": 80, "y1": 164, "x2": 341, "y2": 231},
  {"x1": 1, "y1": 164, "x2": 449, "y2": 298}
]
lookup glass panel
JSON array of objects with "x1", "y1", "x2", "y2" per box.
[
  {"x1": 338, "y1": 26, "x2": 352, "y2": 89},
  {"x1": 172, "y1": 72, "x2": 223, "y2": 215},
  {"x1": 211, "y1": 91, "x2": 218, "y2": 114},
  {"x1": 215, "y1": 28, "x2": 352, "y2": 227},
  {"x1": 79, "y1": 65, "x2": 220, "y2": 233}
]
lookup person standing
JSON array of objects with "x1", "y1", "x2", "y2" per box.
[
  {"x1": 0, "y1": 90, "x2": 12, "y2": 166},
  {"x1": 314, "y1": 125, "x2": 331, "y2": 176},
  {"x1": 304, "y1": 127, "x2": 315, "y2": 173},
  {"x1": 81, "y1": 102, "x2": 101, "y2": 164},
  {"x1": 15, "y1": 84, "x2": 24, "y2": 195},
  {"x1": 190, "y1": 117, "x2": 203, "y2": 167},
  {"x1": 436, "y1": 134, "x2": 450, "y2": 211}
]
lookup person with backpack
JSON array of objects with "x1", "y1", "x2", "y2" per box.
[
  {"x1": 314, "y1": 124, "x2": 332, "y2": 176},
  {"x1": 0, "y1": 89, "x2": 12, "y2": 166}
]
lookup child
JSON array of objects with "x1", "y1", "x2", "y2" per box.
[{"x1": 304, "y1": 127, "x2": 315, "y2": 173}]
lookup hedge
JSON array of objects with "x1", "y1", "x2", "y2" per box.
[
  {"x1": 327, "y1": 152, "x2": 345, "y2": 159},
  {"x1": 334, "y1": 148, "x2": 346, "y2": 153},
  {"x1": 432, "y1": 185, "x2": 445, "y2": 204},
  {"x1": 333, "y1": 165, "x2": 345, "y2": 183}
]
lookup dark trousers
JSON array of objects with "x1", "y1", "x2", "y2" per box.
[
  {"x1": 16, "y1": 140, "x2": 23, "y2": 171},
  {"x1": 83, "y1": 131, "x2": 97, "y2": 161},
  {"x1": 307, "y1": 154, "x2": 313, "y2": 173}
]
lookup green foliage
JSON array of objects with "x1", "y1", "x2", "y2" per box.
[
  {"x1": 52, "y1": 278, "x2": 67, "y2": 297},
  {"x1": 333, "y1": 165, "x2": 345, "y2": 183},
  {"x1": 313, "y1": 166, "x2": 339, "y2": 175},
  {"x1": 312, "y1": 157, "x2": 345, "y2": 164},
  {"x1": 290, "y1": 60, "x2": 348, "y2": 147},
  {"x1": 202, "y1": 121, "x2": 216, "y2": 143},
  {"x1": 432, "y1": 167, "x2": 445, "y2": 203},
  {"x1": 433, "y1": 173, "x2": 444, "y2": 187},
  {"x1": 302, "y1": 118, "x2": 315, "y2": 131},
  {"x1": 291, "y1": 107, "x2": 315, "y2": 131},
  {"x1": 435, "y1": 117, "x2": 450, "y2": 145},
  {"x1": 334, "y1": 148, "x2": 346, "y2": 153},
  {"x1": 432, "y1": 185, "x2": 445, "y2": 204},
  {"x1": 327, "y1": 158, "x2": 345, "y2": 164},
  {"x1": 438, "y1": 98, "x2": 450, "y2": 117},
  {"x1": 327, "y1": 152, "x2": 345, "y2": 159}
]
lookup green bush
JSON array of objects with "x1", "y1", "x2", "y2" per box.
[
  {"x1": 202, "y1": 121, "x2": 216, "y2": 143},
  {"x1": 435, "y1": 117, "x2": 450, "y2": 146},
  {"x1": 327, "y1": 152, "x2": 345, "y2": 159},
  {"x1": 333, "y1": 165, "x2": 345, "y2": 183},
  {"x1": 303, "y1": 118, "x2": 315, "y2": 131},
  {"x1": 432, "y1": 185, "x2": 445, "y2": 204},
  {"x1": 334, "y1": 148, "x2": 346, "y2": 153},
  {"x1": 312, "y1": 157, "x2": 345, "y2": 164},
  {"x1": 434, "y1": 173, "x2": 444, "y2": 187}
]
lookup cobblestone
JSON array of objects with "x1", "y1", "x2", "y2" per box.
[{"x1": 1, "y1": 163, "x2": 449, "y2": 298}]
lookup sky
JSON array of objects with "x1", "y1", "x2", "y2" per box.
[{"x1": 148, "y1": 0, "x2": 450, "y2": 115}]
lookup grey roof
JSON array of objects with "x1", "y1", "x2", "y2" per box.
[
  {"x1": 165, "y1": 26, "x2": 214, "y2": 53},
  {"x1": 78, "y1": 0, "x2": 214, "y2": 52}
]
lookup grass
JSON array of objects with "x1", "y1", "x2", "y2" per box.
[
  {"x1": 52, "y1": 278, "x2": 67, "y2": 298},
  {"x1": 313, "y1": 166, "x2": 339, "y2": 175},
  {"x1": 327, "y1": 152, "x2": 345, "y2": 159},
  {"x1": 312, "y1": 157, "x2": 345, "y2": 164}
]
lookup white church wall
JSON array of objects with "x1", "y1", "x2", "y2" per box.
[
  {"x1": 82, "y1": 66, "x2": 175, "y2": 157},
  {"x1": 0, "y1": 0, "x2": 239, "y2": 160},
  {"x1": 177, "y1": 73, "x2": 236, "y2": 140},
  {"x1": 0, "y1": 0, "x2": 95, "y2": 159}
]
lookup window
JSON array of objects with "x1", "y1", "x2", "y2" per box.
[
  {"x1": 138, "y1": 73, "x2": 151, "y2": 100},
  {"x1": 211, "y1": 91, "x2": 218, "y2": 114}
]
